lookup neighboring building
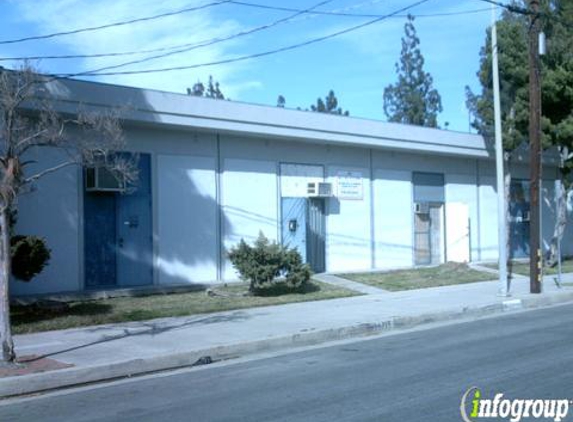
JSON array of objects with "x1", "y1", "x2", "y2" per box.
[{"x1": 10, "y1": 78, "x2": 571, "y2": 296}]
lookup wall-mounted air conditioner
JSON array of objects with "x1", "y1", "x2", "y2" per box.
[
  {"x1": 307, "y1": 182, "x2": 333, "y2": 197},
  {"x1": 85, "y1": 167, "x2": 125, "y2": 192},
  {"x1": 414, "y1": 202, "x2": 430, "y2": 214}
]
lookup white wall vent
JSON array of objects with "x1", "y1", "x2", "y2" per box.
[
  {"x1": 307, "y1": 182, "x2": 333, "y2": 197},
  {"x1": 414, "y1": 202, "x2": 430, "y2": 214},
  {"x1": 85, "y1": 167, "x2": 125, "y2": 192}
]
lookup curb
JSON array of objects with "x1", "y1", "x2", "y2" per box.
[{"x1": 3, "y1": 290, "x2": 573, "y2": 399}]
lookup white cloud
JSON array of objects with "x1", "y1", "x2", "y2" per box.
[
  {"x1": 225, "y1": 80, "x2": 263, "y2": 98},
  {"x1": 12, "y1": 0, "x2": 262, "y2": 98},
  {"x1": 312, "y1": 1, "x2": 491, "y2": 65}
]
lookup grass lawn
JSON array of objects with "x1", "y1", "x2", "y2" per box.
[
  {"x1": 11, "y1": 280, "x2": 359, "y2": 334},
  {"x1": 337, "y1": 262, "x2": 494, "y2": 292},
  {"x1": 483, "y1": 258, "x2": 573, "y2": 277}
]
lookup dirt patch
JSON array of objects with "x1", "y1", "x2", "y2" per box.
[{"x1": 0, "y1": 355, "x2": 73, "y2": 378}]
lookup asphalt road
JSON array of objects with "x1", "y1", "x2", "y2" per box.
[{"x1": 2, "y1": 304, "x2": 573, "y2": 422}]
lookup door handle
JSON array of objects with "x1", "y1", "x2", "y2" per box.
[
  {"x1": 124, "y1": 216, "x2": 139, "y2": 228},
  {"x1": 118, "y1": 237, "x2": 124, "y2": 248}
]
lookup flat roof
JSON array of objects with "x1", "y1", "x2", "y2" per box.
[{"x1": 42, "y1": 76, "x2": 490, "y2": 158}]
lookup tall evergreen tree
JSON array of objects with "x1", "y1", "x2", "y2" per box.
[
  {"x1": 186, "y1": 75, "x2": 224, "y2": 99},
  {"x1": 310, "y1": 90, "x2": 349, "y2": 116},
  {"x1": 383, "y1": 15, "x2": 442, "y2": 127},
  {"x1": 188, "y1": 81, "x2": 205, "y2": 97},
  {"x1": 465, "y1": 9, "x2": 529, "y2": 150},
  {"x1": 542, "y1": 1, "x2": 573, "y2": 264},
  {"x1": 206, "y1": 75, "x2": 225, "y2": 99},
  {"x1": 466, "y1": 1, "x2": 573, "y2": 265}
]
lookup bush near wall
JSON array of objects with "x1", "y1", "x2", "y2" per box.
[
  {"x1": 11, "y1": 235, "x2": 51, "y2": 282},
  {"x1": 228, "y1": 232, "x2": 311, "y2": 294}
]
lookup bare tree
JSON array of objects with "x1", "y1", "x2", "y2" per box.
[
  {"x1": 0, "y1": 65, "x2": 137, "y2": 364},
  {"x1": 547, "y1": 148, "x2": 572, "y2": 267}
]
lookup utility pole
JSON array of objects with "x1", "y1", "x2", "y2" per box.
[
  {"x1": 528, "y1": 0, "x2": 542, "y2": 294},
  {"x1": 491, "y1": 4, "x2": 509, "y2": 296}
]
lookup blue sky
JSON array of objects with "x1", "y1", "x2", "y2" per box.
[{"x1": 1, "y1": 0, "x2": 496, "y2": 132}]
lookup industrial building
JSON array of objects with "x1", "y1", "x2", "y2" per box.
[{"x1": 10, "y1": 78, "x2": 570, "y2": 296}]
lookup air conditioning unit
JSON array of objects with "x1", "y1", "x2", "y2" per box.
[
  {"x1": 307, "y1": 182, "x2": 333, "y2": 197},
  {"x1": 414, "y1": 202, "x2": 430, "y2": 214},
  {"x1": 85, "y1": 167, "x2": 125, "y2": 192}
]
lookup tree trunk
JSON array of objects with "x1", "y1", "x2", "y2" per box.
[
  {"x1": 548, "y1": 180, "x2": 568, "y2": 267},
  {"x1": 547, "y1": 147, "x2": 571, "y2": 267},
  {"x1": 0, "y1": 208, "x2": 14, "y2": 363}
]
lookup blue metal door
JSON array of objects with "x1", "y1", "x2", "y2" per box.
[
  {"x1": 281, "y1": 197, "x2": 326, "y2": 272},
  {"x1": 84, "y1": 193, "x2": 117, "y2": 287},
  {"x1": 84, "y1": 154, "x2": 153, "y2": 289},
  {"x1": 281, "y1": 197, "x2": 307, "y2": 262},
  {"x1": 116, "y1": 155, "x2": 153, "y2": 287},
  {"x1": 307, "y1": 198, "x2": 326, "y2": 273},
  {"x1": 509, "y1": 181, "x2": 530, "y2": 259}
]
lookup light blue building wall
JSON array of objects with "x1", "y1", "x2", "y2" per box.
[{"x1": 10, "y1": 78, "x2": 570, "y2": 296}]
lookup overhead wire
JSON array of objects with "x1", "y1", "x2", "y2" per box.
[
  {"x1": 1, "y1": 2, "x2": 491, "y2": 62},
  {"x1": 0, "y1": 0, "x2": 230, "y2": 45},
  {"x1": 475, "y1": 0, "x2": 573, "y2": 30},
  {"x1": 55, "y1": 0, "x2": 335, "y2": 77},
  {"x1": 227, "y1": 1, "x2": 491, "y2": 19},
  {"x1": 53, "y1": 0, "x2": 433, "y2": 79},
  {"x1": 475, "y1": 0, "x2": 531, "y2": 15}
]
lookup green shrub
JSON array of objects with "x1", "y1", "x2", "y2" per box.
[
  {"x1": 11, "y1": 235, "x2": 51, "y2": 282},
  {"x1": 283, "y1": 247, "x2": 312, "y2": 289},
  {"x1": 228, "y1": 232, "x2": 311, "y2": 294}
]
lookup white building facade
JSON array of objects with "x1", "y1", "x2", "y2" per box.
[{"x1": 10, "y1": 78, "x2": 571, "y2": 296}]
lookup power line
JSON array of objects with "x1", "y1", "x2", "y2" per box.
[
  {"x1": 0, "y1": 0, "x2": 230, "y2": 45},
  {"x1": 0, "y1": 4, "x2": 491, "y2": 63},
  {"x1": 1, "y1": 35, "x2": 240, "y2": 63},
  {"x1": 58, "y1": 0, "x2": 334, "y2": 77},
  {"x1": 475, "y1": 0, "x2": 531, "y2": 15},
  {"x1": 476, "y1": 0, "x2": 572, "y2": 29},
  {"x1": 227, "y1": 1, "x2": 490, "y2": 19},
  {"x1": 0, "y1": 0, "x2": 346, "y2": 63},
  {"x1": 395, "y1": 7, "x2": 491, "y2": 17},
  {"x1": 55, "y1": 0, "x2": 432, "y2": 78}
]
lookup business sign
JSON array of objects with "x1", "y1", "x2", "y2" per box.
[
  {"x1": 460, "y1": 386, "x2": 570, "y2": 422},
  {"x1": 337, "y1": 170, "x2": 363, "y2": 200}
]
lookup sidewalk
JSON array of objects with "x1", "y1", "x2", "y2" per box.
[{"x1": 3, "y1": 273, "x2": 573, "y2": 398}]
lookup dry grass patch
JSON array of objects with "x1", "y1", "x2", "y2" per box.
[
  {"x1": 483, "y1": 258, "x2": 573, "y2": 277},
  {"x1": 338, "y1": 262, "x2": 494, "y2": 292},
  {"x1": 12, "y1": 280, "x2": 359, "y2": 334}
]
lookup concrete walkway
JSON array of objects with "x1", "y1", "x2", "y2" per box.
[
  {"x1": 468, "y1": 263, "x2": 502, "y2": 275},
  {"x1": 313, "y1": 273, "x2": 388, "y2": 295},
  {"x1": 469, "y1": 263, "x2": 530, "y2": 279},
  {"x1": 4, "y1": 273, "x2": 573, "y2": 398}
]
